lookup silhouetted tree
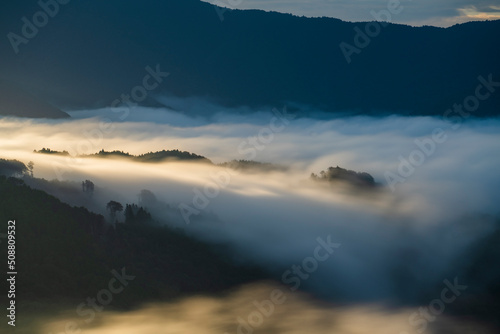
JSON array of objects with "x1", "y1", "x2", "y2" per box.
[
  {"x1": 136, "y1": 207, "x2": 153, "y2": 224},
  {"x1": 124, "y1": 204, "x2": 135, "y2": 224},
  {"x1": 27, "y1": 161, "x2": 34, "y2": 177},
  {"x1": 106, "y1": 200, "x2": 123, "y2": 222},
  {"x1": 82, "y1": 180, "x2": 95, "y2": 197}
]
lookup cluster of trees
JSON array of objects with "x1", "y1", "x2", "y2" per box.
[
  {"x1": 106, "y1": 200, "x2": 153, "y2": 225},
  {"x1": 36, "y1": 148, "x2": 212, "y2": 163},
  {"x1": 34, "y1": 148, "x2": 70, "y2": 156},
  {"x1": 136, "y1": 149, "x2": 211, "y2": 163},
  {"x1": 124, "y1": 204, "x2": 153, "y2": 225},
  {"x1": 92, "y1": 149, "x2": 132, "y2": 158},
  {"x1": 311, "y1": 166, "x2": 376, "y2": 188},
  {"x1": 0, "y1": 158, "x2": 33, "y2": 178},
  {"x1": 88, "y1": 149, "x2": 212, "y2": 163}
]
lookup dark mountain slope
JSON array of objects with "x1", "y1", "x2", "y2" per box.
[
  {"x1": 0, "y1": 175, "x2": 264, "y2": 306},
  {"x1": 0, "y1": 79, "x2": 69, "y2": 118}
]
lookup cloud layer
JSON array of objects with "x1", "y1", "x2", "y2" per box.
[
  {"x1": 37, "y1": 281, "x2": 495, "y2": 334},
  {"x1": 2, "y1": 105, "x2": 499, "y2": 304}
]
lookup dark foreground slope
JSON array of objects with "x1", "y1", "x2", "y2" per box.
[
  {"x1": 0, "y1": 176, "x2": 264, "y2": 309},
  {"x1": 0, "y1": 0, "x2": 499, "y2": 117}
]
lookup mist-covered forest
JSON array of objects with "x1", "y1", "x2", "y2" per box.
[
  {"x1": 1, "y1": 0, "x2": 500, "y2": 333},
  {"x1": 1, "y1": 148, "x2": 499, "y2": 332}
]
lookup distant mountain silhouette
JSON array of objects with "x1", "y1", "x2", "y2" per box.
[
  {"x1": 0, "y1": 0, "x2": 498, "y2": 117},
  {"x1": 0, "y1": 79, "x2": 69, "y2": 118}
]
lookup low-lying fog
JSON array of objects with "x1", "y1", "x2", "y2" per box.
[
  {"x1": 36, "y1": 282, "x2": 493, "y2": 334},
  {"x1": 2, "y1": 102, "x2": 499, "y2": 333}
]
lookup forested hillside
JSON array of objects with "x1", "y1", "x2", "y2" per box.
[{"x1": 0, "y1": 175, "x2": 264, "y2": 308}]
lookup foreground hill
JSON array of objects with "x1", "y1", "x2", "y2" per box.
[
  {"x1": 0, "y1": 0, "x2": 498, "y2": 117},
  {"x1": 0, "y1": 175, "x2": 264, "y2": 307}
]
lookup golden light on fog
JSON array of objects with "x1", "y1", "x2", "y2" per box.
[{"x1": 38, "y1": 282, "x2": 491, "y2": 334}]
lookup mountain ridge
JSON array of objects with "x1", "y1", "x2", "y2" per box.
[{"x1": 0, "y1": 0, "x2": 498, "y2": 117}]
